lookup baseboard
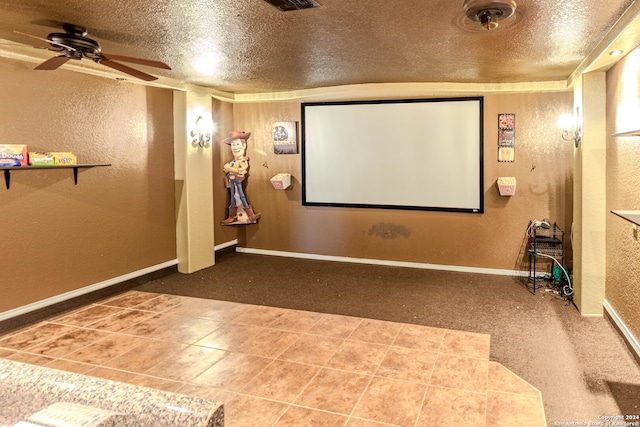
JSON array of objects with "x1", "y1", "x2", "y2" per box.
[
  {"x1": 603, "y1": 299, "x2": 640, "y2": 364},
  {"x1": 235, "y1": 247, "x2": 529, "y2": 277},
  {"x1": 215, "y1": 239, "x2": 238, "y2": 252},
  {"x1": 0, "y1": 260, "x2": 178, "y2": 334}
]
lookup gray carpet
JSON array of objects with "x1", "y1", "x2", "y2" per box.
[{"x1": 136, "y1": 251, "x2": 640, "y2": 426}]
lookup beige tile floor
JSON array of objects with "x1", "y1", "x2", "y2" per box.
[{"x1": 0, "y1": 291, "x2": 547, "y2": 427}]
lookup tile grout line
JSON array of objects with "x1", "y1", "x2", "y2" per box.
[
  {"x1": 343, "y1": 320, "x2": 405, "y2": 426},
  {"x1": 212, "y1": 307, "x2": 294, "y2": 418},
  {"x1": 269, "y1": 315, "x2": 365, "y2": 426},
  {"x1": 248, "y1": 309, "x2": 356, "y2": 427},
  {"x1": 411, "y1": 327, "x2": 447, "y2": 427},
  {"x1": 483, "y1": 392, "x2": 490, "y2": 427}
]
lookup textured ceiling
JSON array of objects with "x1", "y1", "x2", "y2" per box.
[{"x1": 0, "y1": 0, "x2": 637, "y2": 94}]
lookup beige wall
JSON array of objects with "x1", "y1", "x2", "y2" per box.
[
  {"x1": 215, "y1": 91, "x2": 574, "y2": 271},
  {"x1": 606, "y1": 47, "x2": 640, "y2": 340},
  {"x1": 0, "y1": 58, "x2": 176, "y2": 313}
]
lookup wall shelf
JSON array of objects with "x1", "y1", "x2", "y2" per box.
[
  {"x1": 1, "y1": 164, "x2": 111, "y2": 189},
  {"x1": 611, "y1": 210, "x2": 640, "y2": 226},
  {"x1": 612, "y1": 129, "x2": 640, "y2": 137}
]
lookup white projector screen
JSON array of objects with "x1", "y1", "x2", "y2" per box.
[{"x1": 301, "y1": 97, "x2": 484, "y2": 213}]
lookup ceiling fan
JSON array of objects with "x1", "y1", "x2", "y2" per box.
[{"x1": 14, "y1": 23, "x2": 171, "y2": 81}]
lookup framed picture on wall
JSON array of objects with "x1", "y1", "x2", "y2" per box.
[
  {"x1": 273, "y1": 121, "x2": 298, "y2": 154},
  {"x1": 498, "y1": 113, "x2": 515, "y2": 162}
]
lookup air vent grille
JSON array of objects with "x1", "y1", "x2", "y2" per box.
[{"x1": 264, "y1": 0, "x2": 321, "y2": 11}]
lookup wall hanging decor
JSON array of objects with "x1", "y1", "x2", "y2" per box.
[
  {"x1": 498, "y1": 113, "x2": 515, "y2": 162},
  {"x1": 273, "y1": 121, "x2": 298, "y2": 154},
  {"x1": 497, "y1": 176, "x2": 517, "y2": 196},
  {"x1": 270, "y1": 173, "x2": 291, "y2": 190}
]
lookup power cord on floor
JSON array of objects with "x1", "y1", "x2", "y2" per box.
[{"x1": 533, "y1": 251, "x2": 573, "y2": 299}]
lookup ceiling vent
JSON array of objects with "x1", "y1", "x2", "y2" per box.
[
  {"x1": 264, "y1": 0, "x2": 321, "y2": 11},
  {"x1": 463, "y1": 0, "x2": 517, "y2": 30}
]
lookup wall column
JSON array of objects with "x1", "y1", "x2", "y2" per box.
[
  {"x1": 173, "y1": 89, "x2": 215, "y2": 273},
  {"x1": 573, "y1": 72, "x2": 607, "y2": 315}
]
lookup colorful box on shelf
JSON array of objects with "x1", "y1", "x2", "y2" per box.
[
  {"x1": 497, "y1": 176, "x2": 516, "y2": 196},
  {"x1": 28, "y1": 151, "x2": 76, "y2": 166},
  {"x1": 0, "y1": 144, "x2": 28, "y2": 166},
  {"x1": 270, "y1": 173, "x2": 291, "y2": 190},
  {"x1": 28, "y1": 152, "x2": 55, "y2": 166},
  {"x1": 51, "y1": 152, "x2": 77, "y2": 166}
]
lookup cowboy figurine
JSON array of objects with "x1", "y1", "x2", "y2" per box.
[{"x1": 222, "y1": 131, "x2": 261, "y2": 225}]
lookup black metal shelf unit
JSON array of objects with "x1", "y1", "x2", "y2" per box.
[{"x1": 528, "y1": 222, "x2": 564, "y2": 293}]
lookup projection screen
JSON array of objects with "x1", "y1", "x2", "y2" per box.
[{"x1": 301, "y1": 97, "x2": 484, "y2": 213}]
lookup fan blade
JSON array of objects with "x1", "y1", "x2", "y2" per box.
[
  {"x1": 101, "y1": 52, "x2": 171, "y2": 70},
  {"x1": 99, "y1": 59, "x2": 158, "y2": 81},
  {"x1": 34, "y1": 55, "x2": 71, "y2": 70},
  {"x1": 13, "y1": 30, "x2": 76, "y2": 51}
]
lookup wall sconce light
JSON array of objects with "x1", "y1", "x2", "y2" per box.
[
  {"x1": 190, "y1": 115, "x2": 211, "y2": 148},
  {"x1": 558, "y1": 111, "x2": 582, "y2": 148}
]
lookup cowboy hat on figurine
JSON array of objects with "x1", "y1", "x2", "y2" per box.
[{"x1": 224, "y1": 131, "x2": 251, "y2": 144}]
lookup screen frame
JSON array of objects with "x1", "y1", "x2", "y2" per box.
[{"x1": 301, "y1": 96, "x2": 484, "y2": 214}]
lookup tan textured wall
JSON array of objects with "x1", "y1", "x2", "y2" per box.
[
  {"x1": 219, "y1": 91, "x2": 573, "y2": 270},
  {"x1": 606, "y1": 48, "x2": 640, "y2": 339},
  {"x1": 0, "y1": 58, "x2": 176, "y2": 312}
]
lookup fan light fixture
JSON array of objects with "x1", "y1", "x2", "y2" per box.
[
  {"x1": 463, "y1": 0, "x2": 517, "y2": 30},
  {"x1": 558, "y1": 110, "x2": 582, "y2": 148}
]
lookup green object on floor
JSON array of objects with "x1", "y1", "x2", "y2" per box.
[{"x1": 553, "y1": 265, "x2": 563, "y2": 281}]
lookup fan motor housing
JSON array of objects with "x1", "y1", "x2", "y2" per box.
[
  {"x1": 47, "y1": 24, "x2": 101, "y2": 57},
  {"x1": 48, "y1": 33, "x2": 100, "y2": 55},
  {"x1": 264, "y1": 0, "x2": 320, "y2": 11}
]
